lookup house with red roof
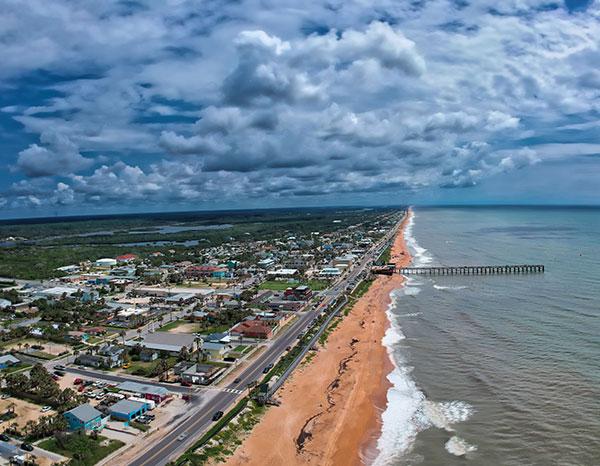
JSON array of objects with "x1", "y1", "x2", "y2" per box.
[
  {"x1": 230, "y1": 319, "x2": 273, "y2": 339},
  {"x1": 116, "y1": 253, "x2": 138, "y2": 263}
]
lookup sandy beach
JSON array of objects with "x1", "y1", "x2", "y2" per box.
[{"x1": 226, "y1": 211, "x2": 412, "y2": 466}]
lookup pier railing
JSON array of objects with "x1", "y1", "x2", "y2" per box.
[{"x1": 398, "y1": 265, "x2": 544, "y2": 275}]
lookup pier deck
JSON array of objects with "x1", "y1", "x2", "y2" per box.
[{"x1": 397, "y1": 265, "x2": 544, "y2": 275}]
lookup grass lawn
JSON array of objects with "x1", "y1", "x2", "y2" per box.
[
  {"x1": 125, "y1": 356, "x2": 178, "y2": 377},
  {"x1": 1, "y1": 363, "x2": 32, "y2": 374},
  {"x1": 196, "y1": 325, "x2": 229, "y2": 335},
  {"x1": 130, "y1": 421, "x2": 150, "y2": 432},
  {"x1": 157, "y1": 319, "x2": 188, "y2": 331},
  {"x1": 86, "y1": 336, "x2": 105, "y2": 345},
  {"x1": 258, "y1": 279, "x2": 329, "y2": 291},
  {"x1": 27, "y1": 350, "x2": 56, "y2": 360},
  {"x1": 38, "y1": 434, "x2": 124, "y2": 466}
]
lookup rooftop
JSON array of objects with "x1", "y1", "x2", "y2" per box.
[
  {"x1": 66, "y1": 403, "x2": 102, "y2": 423},
  {"x1": 117, "y1": 381, "x2": 170, "y2": 396}
]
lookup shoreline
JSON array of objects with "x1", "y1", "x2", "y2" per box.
[{"x1": 225, "y1": 210, "x2": 412, "y2": 466}]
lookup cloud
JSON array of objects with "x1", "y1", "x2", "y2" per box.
[
  {"x1": 1, "y1": 0, "x2": 599, "y2": 213},
  {"x1": 15, "y1": 132, "x2": 94, "y2": 177}
]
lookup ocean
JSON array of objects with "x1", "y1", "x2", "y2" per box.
[{"x1": 375, "y1": 207, "x2": 600, "y2": 466}]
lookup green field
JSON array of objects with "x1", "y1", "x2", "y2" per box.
[
  {"x1": 258, "y1": 279, "x2": 329, "y2": 291},
  {"x1": 124, "y1": 356, "x2": 178, "y2": 377},
  {"x1": 157, "y1": 319, "x2": 188, "y2": 331},
  {"x1": 38, "y1": 434, "x2": 124, "y2": 466}
]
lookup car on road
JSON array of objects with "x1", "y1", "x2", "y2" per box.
[
  {"x1": 212, "y1": 411, "x2": 224, "y2": 422},
  {"x1": 232, "y1": 377, "x2": 241, "y2": 384},
  {"x1": 41, "y1": 406, "x2": 52, "y2": 413},
  {"x1": 0, "y1": 434, "x2": 9, "y2": 441},
  {"x1": 20, "y1": 443, "x2": 34, "y2": 452},
  {"x1": 54, "y1": 365, "x2": 66, "y2": 371},
  {"x1": 53, "y1": 370, "x2": 65, "y2": 377},
  {"x1": 177, "y1": 432, "x2": 188, "y2": 441},
  {"x1": 262, "y1": 363, "x2": 274, "y2": 374}
]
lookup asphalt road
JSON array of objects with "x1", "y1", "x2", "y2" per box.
[{"x1": 128, "y1": 216, "x2": 402, "y2": 466}]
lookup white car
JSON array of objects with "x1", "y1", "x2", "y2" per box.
[
  {"x1": 177, "y1": 432, "x2": 188, "y2": 441},
  {"x1": 41, "y1": 406, "x2": 52, "y2": 413}
]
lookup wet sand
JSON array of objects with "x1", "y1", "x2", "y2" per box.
[{"x1": 226, "y1": 211, "x2": 412, "y2": 466}]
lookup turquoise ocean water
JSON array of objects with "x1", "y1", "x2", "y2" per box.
[{"x1": 374, "y1": 207, "x2": 599, "y2": 466}]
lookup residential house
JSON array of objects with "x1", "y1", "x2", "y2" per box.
[
  {"x1": 0, "y1": 355, "x2": 20, "y2": 370},
  {"x1": 284, "y1": 285, "x2": 312, "y2": 301},
  {"x1": 76, "y1": 345, "x2": 124, "y2": 369},
  {"x1": 230, "y1": 319, "x2": 273, "y2": 339},
  {"x1": 200, "y1": 341, "x2": 230, "y2": 360},
  {"x1": 64, "y1": 404, "x2": 104, "y2": 431},
  {"x1": 266, "y1": 268, "x2": 299, "y2": 279},
  {"x1": 131, "y1": 332, "x2": 196, "y2": 356},
  {"x1": 139, "y1": 349, "x2": 159, "y2": 362},
  {"x1": 180, "y1": 363, "x2": 224, "y2": 385},
  {"x1": 116, "y1": 254, "x2": 138, "y2": 263}
]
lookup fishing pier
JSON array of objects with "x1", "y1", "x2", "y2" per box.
[{"x1": 397, "y1": 265, "x2": 544, "y2": 275}]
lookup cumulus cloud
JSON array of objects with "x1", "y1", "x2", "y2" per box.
[
  {"x1": 1, "y1": 0, "x2": 599, "y2": 212},
  {"x1": 15, "y1": 132, "x2": 94, "y2": 177}
]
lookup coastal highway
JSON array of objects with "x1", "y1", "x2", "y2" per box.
[{"x1": 129, "y1": 214, "x2": 404, "y2": 466}]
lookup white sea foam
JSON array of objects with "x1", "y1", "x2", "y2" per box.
[
  {"x1": 399, "y1": 312, "x2": 422, "y2": 318},
  {"x1": 403, "y1": 212, "x2": 435, "y2": 268},
  {"x1": 433, "y1": 284, "x2": 468, "y2": 291},
  {"x1": 445, "y1": 436, "x2": 478, "y2": 456},
  {"x1": 374, "y1": 211, "x2": 475, "y2": 465}
]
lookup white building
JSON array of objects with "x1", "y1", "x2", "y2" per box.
[{"x1": 95, "y1": 258, "x2": 117, "y2": 268}]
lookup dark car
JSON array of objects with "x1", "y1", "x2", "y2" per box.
[
  {"x1": 262, "y1": 363, "x2": 274, "y2": 374},
  {"x1": 212, "y1": 411, "x2": 224, "y2": 422},
  {"x1": 53, "y1": 370, "x2": 66, "y2": 377},
  {"x1": 21, "y1": 443, "x2": 34, "y2": 452},
  {"x1": 232, "y1": 377, "x2": 241, "y2": 384},
  {"x1": 0, "y1": 434, "x2": 9, "y2": 442}
]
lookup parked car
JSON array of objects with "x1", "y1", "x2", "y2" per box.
[
  {"x1": 41, "y1": 406, "x2": 52, "y2": 413},
  {"x1": 77, "y1": 385, "x2": 86, "y2": 393},
  {"x1": 212, "y1": 411, "x2": 224, "y2": 422},
  {"x1": 20, "y1": 443, "x2": 34, "y2": 452},
  {"x1": 0, "y1": 434, "x2": 9, "y2": 441},
  {"x1": 51, "y1": 375, "x2": 60, "y2": 381},
  {"x1": 180, "y1": 380, "x2": 192, "y2": 387},
  {"x1": 73, "y1": 378, "x2": 83, "y2": 385}
]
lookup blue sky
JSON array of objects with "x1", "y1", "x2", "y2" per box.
[{"x1": 1, "y1": 0, "x2": 599, "y2": 218}]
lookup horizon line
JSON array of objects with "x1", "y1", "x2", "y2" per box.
[{"x1": 1, "y1": 202, "x2": 599, "y2": 224}]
